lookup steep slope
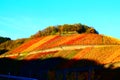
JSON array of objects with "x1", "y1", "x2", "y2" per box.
[
  {"x1": 0, "y1": 35, "x2": 120, "y2": 80},
  {"x1": 0, "y1": 23, "x2": 120, "y2": 70},
  {"x1": 5, "y1": 33, "x2": 120, "y2": 54},
  {"x1": 0, "y1": 33, "x2": 120, "y2": 66},
  {"x1": 3, "y1": 45, "x2": 120, "y2": 66}
]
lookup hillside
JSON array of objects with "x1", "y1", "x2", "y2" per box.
[
  {"x1": 0, "y1": 23, "x2": 97, "y2": 55},
  {"x1": 0, "y1": 36, "x2": 11, "y2": 54},
  {"x1": 0, "y1": 24, "x2": 120, "y2": 79},
  {"x1": 4, "y1": 34, "x2": 119, "y2": 54},
  {"x1": 0, "y1": 38, "x2": 29, "y2": 55},
  {"x1": 0, "y1": 36, "x2": 11, "y2": 44},
  {"x1": 0, "y1": 33, "x2": 119, "y2": 65},
  {"x1": 0, "y1": 23, "x2": 120, "y2": 64}
]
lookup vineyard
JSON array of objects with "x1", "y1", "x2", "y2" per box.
[
  {"x1": 0, "y1": 33, "x2": 120, "y2": 65},
  {"x1": 4, "y1": 34, "x2": 120, "y2": 55},
  {"x1": 0, "y1": 33, "x2": 120, "y2": 80},
  {"x1": 1, "y1": 45, "x2": 120, "y2": 80},
  {"x1": 2, "y1": 45, "x2": 120, "y2": 65}
]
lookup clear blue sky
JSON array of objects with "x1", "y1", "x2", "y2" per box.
[{"x1": 0, "y1": 0, "x2": 120, "y2": 40}]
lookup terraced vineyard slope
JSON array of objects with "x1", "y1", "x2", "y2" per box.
[
  {"x1": 0, "y1": 24, "x2": 120, "y2": 80},
  {"x1": 0, "y1": 33, "x2": 119, "y2": 67}
]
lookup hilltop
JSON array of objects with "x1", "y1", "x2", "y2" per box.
[{"x1": 30, "y1": 23, "x2": 99, "y2": 38}]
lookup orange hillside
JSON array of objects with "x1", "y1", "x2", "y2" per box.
[{"x1": 7, "y1": 34, "x2": 120, "y2": 54}]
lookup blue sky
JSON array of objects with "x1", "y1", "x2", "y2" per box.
[{"x1": 0, "y1": 0, "x2": 120, "y2": 40}]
